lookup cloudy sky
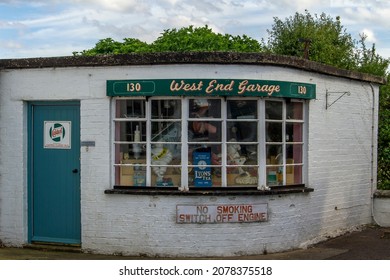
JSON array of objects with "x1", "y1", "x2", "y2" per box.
[{"x1": 1, "y1": 0, "x2": 390, "y2": 59}]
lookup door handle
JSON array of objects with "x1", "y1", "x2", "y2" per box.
[{"x1": 72, "y1": 169, "x2": 79, "y2": 174}]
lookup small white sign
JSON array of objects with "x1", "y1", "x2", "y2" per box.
[
  {"x1": 176, "y1": 203, "x2": 268, "y2": 224},
  {"x1": 44, "y1": 121, "x2": 71, "y2": 149}
]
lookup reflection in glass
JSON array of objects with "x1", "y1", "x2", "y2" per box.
[
  {"x1": 287, "y1": 102, "x2": 303, "y2": 120},
  {"x1": 266, "y1": 122, "x2": 282, "y2": 142},
  {"x1": 227, "y1": 100, "x2": 258, "y2": 119},
  {"x1": 115, "y1": 121, "x2": 146, "y2": 142},
  {"x1": 116, "y1": 99, "x2": 145, "y2": 118},
  {"x1": 152, "y1": 121, "x2": 181, "y2": 142},
  {"x1": 286, "y1": 144, "x2": 303, "y2": 164},
  {"x1": 266, "y1": 101, "x2": 283, "y2": 120},
  {"x1": 151, "y1": 99, "x2": 181, "y2": 119},
  {"x1": 189, "y1": 98, "x2": 221, "y2": 118},
  {"x1": 227, "y1": 121, "x2": 257, "y2": 142},
  {"x1": 188, "y1": 121, "x2": 221, "y2": 142},
  {"x1": 286, "y1": 123, "x2": 303, "y2": 142},
  {"x1": 266, "y1": 144, "x2": 283, "y2": 165}
]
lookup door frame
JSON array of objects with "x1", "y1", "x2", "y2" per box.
[{"x1": 27, "y1": 101, "x2": 81, "y2": 244}]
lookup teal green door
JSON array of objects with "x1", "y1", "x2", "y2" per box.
[{"x1": 29, "y1": 102, "x2": 81, "y2": 244}]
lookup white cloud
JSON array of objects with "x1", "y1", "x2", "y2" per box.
[
  {"x1": 1, "y1": 0, "x2": 390, "y2": 59},
  {"x1": 360, "y1": 28, "x2": 377, "y2": 43}
]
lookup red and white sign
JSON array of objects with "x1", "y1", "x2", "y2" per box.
[{"x1": 176, "y1": 203, "x2": 268, "y2": 224}]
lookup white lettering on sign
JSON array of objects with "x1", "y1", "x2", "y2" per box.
[{"x1": 176, "y1": 204, "x2": 268, "y2": 224}]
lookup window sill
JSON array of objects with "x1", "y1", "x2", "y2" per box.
[{"x1": 104, "y1": 185, "x2": 313, "y2": 196}]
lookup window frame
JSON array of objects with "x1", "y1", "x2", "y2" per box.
[{"x1": 111, "y1": 96, "x2": 307, "y2": 189}]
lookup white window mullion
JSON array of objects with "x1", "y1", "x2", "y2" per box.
[
  {"x1": 282, "y1": 100, "x2": 287, "y2": 185},
  {"x1": 146, "y1": 98, "x2": 152, "y2": 186},
  {"x1": 259, "y1": 99, "x2": 267, "y2": 188},
  {"x1": 221, "y1": 98, "x2": 227, "y2": 187},
  {"x1": 182, "y1": 97, "x2": 188, "y2": 189}
]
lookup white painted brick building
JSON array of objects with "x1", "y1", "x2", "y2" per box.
[{"x1": 0, "y1": 53, "x2": 384, "y2": 257}]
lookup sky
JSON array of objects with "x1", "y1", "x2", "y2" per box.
[{"x1": 1, "y1": 0, "x2": 390, "y2": 59}]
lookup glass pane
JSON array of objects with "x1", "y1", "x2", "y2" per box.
[
  {"x1": 287, "y1": 144, "x2": 303, "y2": 164},
  {"x1": 151, "y1": 121, "x2": 181, "y2": 142},
  {"x1": 227, "y1": 100, "x2": 257, "y2": 119},
  {"x1": 151, "y1": 99, "x2": 181, "y2": 119},
  {"x1": 189, "y1": 167, "x2": 221, "y2": 187},
  {"x1": 227, "y1": 144, "x2": 258, "y2": 165},
  {"x1": 115, "y1": 143, "x2": 146, "y2": 163},
  {"x1": 115, "y1": 121, "x2": 146, "y2": 142},
  {"x1": 115, "y1": 165, "x2": 146, "y2": 186},
  {"x1": 188, "y1": 121, "x2": 221, "y2": 142},
  {"x1": 227, "y1": 121, "x2": 257, "y2": 142},
  {"x1": 266, "y1": 166, "x2": 283, "y2": 186},
  {"x1": 116, "y1": 99, "x2": 145, "y2": 118},
  {"x1": 266, "y1": 122, "x2": 282, "y2": 142},
  {"x1": 189, "y1": 145, "x2": 221, "y2": 166},
  {"x1": 286, "y1": 122, "x2": 303, "y2": 142},
  {"x1": 286, "y1": 165, "x2": 303, "y2": 185},
  {"x1": 151, "y1": 167, "x2": 181, "y2": 187},
  {"x1": 189, "y1": 98, "x2": 221, "y2": 118},
  {"x1": 265, "y1": 101, "x2": 282, "y2": 120},
  {"x1": 266, "y1": 144, "x2": 283, "y2": 165},
  {"x1": 227, "y1": 167, "x2": 258, "y2": 187},
  {"x1": 151, "y1": 143, "x2": 181, "y2": 166},
  {"x1": 287, "y1": 102, "x2": 303, "y2": 120}
]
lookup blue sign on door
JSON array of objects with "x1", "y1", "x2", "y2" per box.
[{"x1": 28, "y1": 102, "x2": 81, "y2": 244}]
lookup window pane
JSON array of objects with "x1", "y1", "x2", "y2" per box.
[
  {"x1": 287, "y1": 144, "x2": 303, "y2": 164},
  {"x1": 286, "y1": 122, "x2": 303, "y2": 142},
  {"x1": 227, "y1": 121, "x2": 257, "y2": 142},
  {"x1": 287, "y1": 102, "x2": 303, "y2": 120},
  {"x1": 227, "y1": 167, "x2": 258, "y2": 187},
  {"x1": 266, "y1": 144, "x2": 283, "y2": 165},
  {"x1": 227, "y1": 100, "x2": 257, "y2": 119},
  {"x1": 116, "y1": 99, "x2": 145, "y2": 118},
  {"x1": 267, "y1": 166, "x2": 283, "y2": 186},
  {"x1": 189, "y1": 167, "x2": 221, "y2": 187},
  {"x1": 151, "y1": 167, "x2": 181, "y2": 187},
  {"x1": 286, "y1": 165, "x2": 303, "y2": 185},
  {"x1": 266, "y1": 122, "x2": 282, "y2": 142},
  {"x1": 151, "y1": 99, "x2": 181, "y2": 119},
  {"x1": 116, "y1": 143, "x2": 146, "y2": 164},
  {"x1": 189, "y1": 98, "x2": 221, "y2": 118},
  {"x1": 151, "y1": 121, "x2": 181, "y2": 142},
  {"x1": 227, "y1": 144, "x2": 258, "y2": 165},
  {"x1": 151, "y1": 144, "x2": 181, "y2": 165},
  {"x1": 188, "y1": 121, "x2": 221, "y2": 142},
  {"x1": 115, "y1": 165, "x2": 146, "y2": 186},
  {"x1": 266, "y1": 101, "x2": 282, "y2": 120},
  {"x1": 115, "y1": 121, "x2": 146, "y2": 142},
  {"x1": 189, "y1": 145, "x2": 221, "y2": 166}
]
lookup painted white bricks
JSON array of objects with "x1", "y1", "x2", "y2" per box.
[{"x1": 0, "y1": 64, "x2": 379, "y2": 257}]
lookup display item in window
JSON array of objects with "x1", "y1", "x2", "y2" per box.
[
  {"x1": 193, "y1": 149, "x2": 212, "y2": 187},
  {"x1": 151, "y1": 144, "x2": 173, "y2": 185},
  {"x1": 132, "y1": 125, "x2": 142, "y2": 159},
  {"x1": 191, "y1": 99, "x2": 217, "y2": 135}
]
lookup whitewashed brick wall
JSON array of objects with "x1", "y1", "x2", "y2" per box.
[{"x1": 0, "y1": 64, "x2": 378, "y2": 257}]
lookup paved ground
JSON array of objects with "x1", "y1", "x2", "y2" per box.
[{"x1": 1, "y1": 225, "x2": 389, "y2": 260}]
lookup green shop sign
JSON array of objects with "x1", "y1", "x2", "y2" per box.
[{"x1": 107, "y1": 79, "x2": 316, "y2": 99}]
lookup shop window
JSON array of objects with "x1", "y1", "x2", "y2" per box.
[
  {"x1": 266, "y1": 100, "x2": 304, "y2": 186},
  {"x1": 113, "y1": 97, "x2": 305, "y2": 188}
]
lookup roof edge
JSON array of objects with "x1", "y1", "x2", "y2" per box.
[{"x1": 0, "y1": 52, "x2": 386, "y2": 84}]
